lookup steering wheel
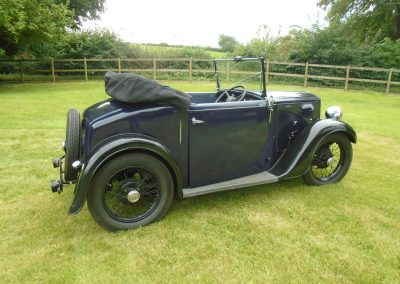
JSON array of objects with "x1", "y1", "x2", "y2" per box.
[{"x1": 215, "y1": 85, "x2": 247, "y2": 103}]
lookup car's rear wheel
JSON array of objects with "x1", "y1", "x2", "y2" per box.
[
  {"x1": 87, "y1": 153, "x2": 174, "y2": 231},
  {"x1": 303, "y1": 133, "x2": 352, "y2": 185},
  {"x1": 64, "y1": 109, "x2": 80, "y2": 182}
]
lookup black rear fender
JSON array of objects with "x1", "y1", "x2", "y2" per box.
[
  {"x1": 270, "y1": 119, "x2": 356, "y2": 179},
  {"x1": 68, "y1": 137, "x2": 182, "y2": 215}
]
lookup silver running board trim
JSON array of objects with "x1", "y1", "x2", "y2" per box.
[{"x1": 183, "y1": 171, "x2": 279, "y2": 198}]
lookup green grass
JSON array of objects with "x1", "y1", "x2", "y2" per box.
[
  {"x1": 133, "y1": 44, "x2": 227, "y2": 59},
  {"x1": 204, "y1": 50, "x2": 228, "y2": 58},
  {"x1": 0, "y1": 81, "x2": 399, "y2": 283}
]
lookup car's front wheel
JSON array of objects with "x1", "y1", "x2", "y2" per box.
[
  {"x1": 87, "y1": 153, "x2": 174, "y2": 231},
  {"x1": 303, "y1": 133, "x2": 353, "y2": 185}
]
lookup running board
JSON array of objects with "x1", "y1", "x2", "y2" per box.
[{"x1": 182, "y1": 171, "x2": 279, "y2": 198}]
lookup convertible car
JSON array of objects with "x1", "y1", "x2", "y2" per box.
[{"x1": 51, "y1": 57, "x2": 356, "y2": 231}]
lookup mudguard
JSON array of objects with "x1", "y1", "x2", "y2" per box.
[
  {"x1": 270, "y1": 119, "x2": 356, "y2": 179},
  {"x1": 68, "y1": 136, "x2": 182, "y2": 215}
]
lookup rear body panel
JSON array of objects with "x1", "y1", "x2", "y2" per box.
[{"x1": 82, "y1": 99, "x2": 189, "y2": 186}]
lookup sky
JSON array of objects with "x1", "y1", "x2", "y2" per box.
[{"x1": 82, "y1": 0, "x2": 326, "y2": 47}]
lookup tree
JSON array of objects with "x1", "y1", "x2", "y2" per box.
[
  {"x1": 55, "y1": 29, "x2": 123, "y2": 58},
  {"x1": 0, "y1": 0, "x2": 105, "y2": 57},
  {"x1": 365, "y1": 38, "x2": 400, "y2": 68},
  {"x1": 233, "y1": 25, "x2": 279, "y2": 59},
  {"x1": 56, "y1": 0, "x2": 105, "y2": 24},
  {"x1": 218, "y1": 34, "x2": 239, "y2": 52},
  {"x1": 285, "y1": 24, "x2": 361, "y2": 65},
  {"x1": 319, "y1": 0, "x2": 400, "y2": 42},
  {"x1": 0, "y1": 0, "x2": 72, "y2": 57}
]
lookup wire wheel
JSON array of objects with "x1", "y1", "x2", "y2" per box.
[
  {"x1": 303, "y1": 133, "x2": 352, "y2": 185},
  {"x1": 87, "y1": 153, "x2": 174, "y2": 231},
  {"x1": 103, "y1": 167, "x2": 161, "y2": 222},
  {"x1": 310, "y1": 142, "x2": 343, "y2": 182}
]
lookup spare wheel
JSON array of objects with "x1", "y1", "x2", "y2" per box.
[{"x1": 64, "y1": 109, "x2": 80, "y2": 182}]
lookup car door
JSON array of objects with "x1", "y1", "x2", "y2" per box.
[{"x1": 189, "y1": 100, "x2": 271, "y2": 188}]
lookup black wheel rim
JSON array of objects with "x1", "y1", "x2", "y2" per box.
[
  {"x1": 311, "y1": 141, "x2": 344, "y2": 182},
  {"x1": 102, "y1": 167, "x2": 161, "y2": 222}
]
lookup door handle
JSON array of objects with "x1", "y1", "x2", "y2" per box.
[{"x1": 192, "y1": 117, "x2": 205, "y2": 125}]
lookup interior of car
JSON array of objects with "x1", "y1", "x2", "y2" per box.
[{"x1": 189, "y1": 86, "x2": 263, "y2": 105}]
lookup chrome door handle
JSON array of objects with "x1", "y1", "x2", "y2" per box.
[{"x1": 192, "y1": 117, "x2": 205, "y2": 125}]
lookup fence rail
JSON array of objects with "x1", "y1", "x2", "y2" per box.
[{"x1": 1, "y1": 58, "x2": 399, "y2": 94}]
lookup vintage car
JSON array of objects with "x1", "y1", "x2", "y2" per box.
[{"x1": 51, "y1": 57, "x2": 356, "y2": 231}]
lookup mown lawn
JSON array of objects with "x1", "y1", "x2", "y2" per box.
[{"x1": 0, "y1": 81, "x2": 399, "y2": 283}]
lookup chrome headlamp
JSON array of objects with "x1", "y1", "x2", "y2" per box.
[{"x1": 325, "y1": 106, "x2": 343, "y2": 120}]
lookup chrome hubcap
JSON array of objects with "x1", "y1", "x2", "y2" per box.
[{"x1": 127, "y1": 190, "x2": 140, "y2": 203}]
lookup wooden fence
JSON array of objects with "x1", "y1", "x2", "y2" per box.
[{"x1": 1, "y1": 58, "x2": 399, "y2": 94}]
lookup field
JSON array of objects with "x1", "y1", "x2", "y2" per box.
[
  {"x1": 0, "y1": 81, "x2": 399, "y2": 283},
  {"x1": 133, "y1": 44, "x2": 227, "y2": 58}
]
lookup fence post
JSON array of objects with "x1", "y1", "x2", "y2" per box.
[
  {"x1": 118, "y1": 57, "x2": 121, "y2": 73},
  {"x1": 226, "y1": 62, "x2": 230, "y2": 82},
  {"x1": 304, "y1": 62, "x2": 309, "y2": 87},
  {"x1": 19, "y1": 59, "x2": 24, "y2": 82},
  {"x1": 189, "y1": 57, "x2": 192, "y2": 82},
  {"x1": 386, "y1": 68, "x2": 393, "y2": 94},
  {"x1": 51, "y1": 58, "x2": 56, "y2": 82},
  {"x1": 83, "y1": 58, "x2": 88, "y2": 81},
  {"x1": 345, "y1": 65, "x2": 350, "y2": 91},
  {"x1": 265, "y1": 59, "x2": 270, "y2": 85},
  {"x1": 153, "y1": 58, "x2": 157, "y2": 80}
]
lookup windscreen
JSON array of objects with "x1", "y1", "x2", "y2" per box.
[{"x1": 215, "y1": 59, "x2": 263, "y2": 92}]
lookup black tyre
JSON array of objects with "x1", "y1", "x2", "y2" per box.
[
  {"x1": 64, "y1": 109, "x2": 80, "y2": 182},
  {"x1": 303, "y1": 133, "x2": 352, "y2": 185},
  {"x1": 87, "y1": 153, "x2": 174, "y2": 231}
]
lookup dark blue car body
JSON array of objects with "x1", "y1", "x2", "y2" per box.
[{"x1": 51, "y1": 57, "x2": 356, "y2": 230}]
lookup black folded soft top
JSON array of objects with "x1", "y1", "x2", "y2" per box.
[{"x1": 105, "y1": 71, "x2": 191, "y2": 110}]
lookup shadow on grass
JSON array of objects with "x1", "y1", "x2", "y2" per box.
[
  {"x1": 45, "y1": 178, "x2": 311, "y2": 233},
  {"x1": 170, "y1": 178, "x2": 309, "y2": 213}
]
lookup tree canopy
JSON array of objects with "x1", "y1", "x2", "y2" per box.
[
  {"x1": 218, "y1": 34, "x2": 239, "y2": 52},
  {"x1": 0, "y1": 0, "x2": 105, "y2": 57},
  {"x1": 57, "y1": 0, "x2": 105, "y2": 24},
  {"x1": 0, "y1": 0, "x2": 71, "y2": 57},
  {"x1": 318, "y1": 0, "x2": 400, "y2": 41}
]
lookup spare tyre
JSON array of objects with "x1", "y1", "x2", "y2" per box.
[{"x1": 64, "y1": 109, "x2": 80, "y2": 182}]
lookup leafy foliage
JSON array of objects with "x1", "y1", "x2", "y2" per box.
[
  {"x1": 218, "y1": 34, "x2": 239, "y2": 52},
  {"x1": 1, "y1": 0, "x2": 400, "y2": 70},
  {"x1": 0, "y1": 0, "x2": 105, "y2": 57},
  {"x1": 55, "y1": 29, "x2": 123, "y2": 58},
  {"x1": 286, "y1": 26, "x2": 400, "y2": 68},
  {"x1": 318, "y1": 0, "x2": 400, "y2": 41},
  {"x1": 56, "y1": 0, "x2": 105, "y2": 24},
  {"x1": 0, "y1": 0, "x2": 72, "y2": 57},
  {"x1": 284, "y1": 25, "x2": 360, "y2": 65},
  {"x1": 233, "y1": 26, "x2": 278, "y2": 59},
  {"x1": 233, "y1": 23, "x2": 400, "y2": 68},
  {"x1": 371, "y1": 38, "x2": 400, "y2": 68}
]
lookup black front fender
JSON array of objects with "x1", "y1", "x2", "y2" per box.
[
  {"x1": 68, "y1": 136, "x2": 182, "y2": 215},
  {"x1": 270, "y1": 119, "x2": 356, "y2": 179}
]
